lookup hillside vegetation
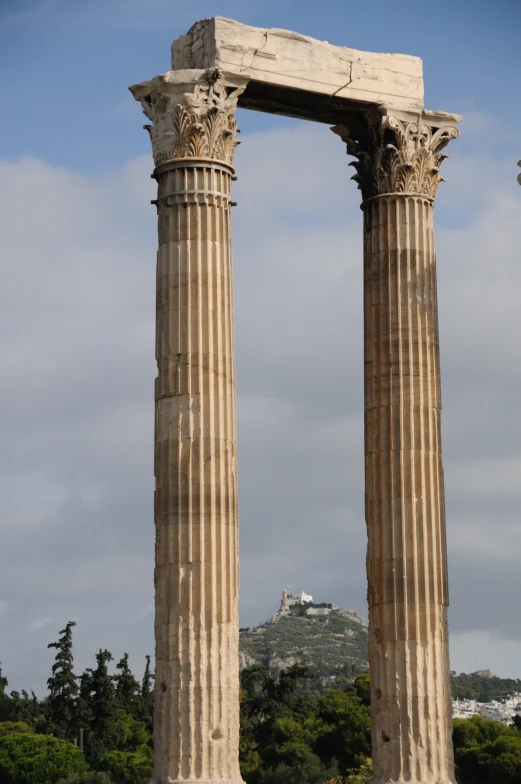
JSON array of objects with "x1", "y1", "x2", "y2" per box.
[
  {"x1": 239, "y1": 604, "x2": 369, "y2": 689},
  {"x1": 451, "y1": 671, "x2": 521, "y2": 702}
]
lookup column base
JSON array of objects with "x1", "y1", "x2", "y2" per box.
[
  {"x1": 151, "y1": 779, "x2": 246, "y2": 784},
  {"x1": 371, "y1": 779, "x2": 456, "y2": 784}
]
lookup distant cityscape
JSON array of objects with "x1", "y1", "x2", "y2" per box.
[
  {"x1": 453, "y1": 694, "x2": 521, "y2": 725},
  {"x1": 452, "y1": 669, "x2": 521, "y2": 725}
]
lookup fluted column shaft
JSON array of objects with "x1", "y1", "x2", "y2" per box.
[
  {"x1": 153, "y1": 158, "x2": 241, "y2": 783},
  {"x1": 364, "y1": 194, "x2": 454, "y2": 784},
  {"x1": 130, "y1": 70, "x2": 246, "y2": 784},
  {"x1": 333, "y1": 114, "x2": 460, "y2": 784}
]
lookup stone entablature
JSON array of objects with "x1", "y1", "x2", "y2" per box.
[{"x1": 172, "y1": 17, "x2": 424, "y2": 113}]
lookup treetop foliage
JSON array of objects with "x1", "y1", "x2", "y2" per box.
[
  {"x1": 0, "y1": 730, "x2": 88, "y2": 784},
  {"x1": 453, "y1": 715, "x2": 521, "y2": 784}
]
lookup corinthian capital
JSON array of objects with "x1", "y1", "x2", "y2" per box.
[
  {"x1": 333, "y1": 110, "x2": 461, "y2": 202},
  {"x1": 130, "y1": 68, "x2": 248, "y2": 168}
]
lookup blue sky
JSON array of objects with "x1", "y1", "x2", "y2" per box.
[
  {"x1": 1, "y1": 0, "x2": 520, "y2": 174},
  {"x1": 1, "y1": 0, "x2": 521, "y2": 692}
]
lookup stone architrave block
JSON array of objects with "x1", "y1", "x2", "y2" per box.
[{"x1": 172, "y1": 16, "x2": 424, "y2": 114}]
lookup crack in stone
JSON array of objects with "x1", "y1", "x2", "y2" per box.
[
  {"x1": 331, "y1": 66, "x2": 353, "y2": 97},
  {"x1": 240, "y1": 30, "x2": 270, "y2": 72}
]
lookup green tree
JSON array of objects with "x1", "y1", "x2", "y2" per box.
[
  {"x1": 0, "y1": 729, "x2": 87, "y2": 784},
  {"x1": 85, "y1": 650, "x2": 121, "y2": 765},
  {"x1": 240, "y1": 666, "x2": 270, "y2": 781},
  {"x1": 0, "y1": 664, "x2": 13, "y2": 721},
  {"x1": 47, "y1": 621, "x2": 79, "y2": 740},
  {"x1": 353, "y1": 675, "x2": 371, "y2": 708},
  {"x1": 58, "y1": 774, "x2": 114, "y2": 784},
  {"x1": 257, "y1": 754, "x2": 338, "y2": 784},
  {"x1": 265, "y1": 714, "x2": 320, "y2": 767},
  {"x1": 76, "y1": 667, "x2": 94, "y2": 737},
  {"x1": 8, "y1": 690, "x2": 46, "y2": 731},
  {"x1": 344, "y1": 758, "x2": 372, "y2": 783},
  {"x1": 451, "y1": 672, "x2": 521, "y2": 703},
  {"x1": 240, "y1": 665, "x2": 314, "y2": 778},
  {"x1": 114, "y1": 709, "x2": 151, "y2": 754},
  {"x1": 453, "y1": 715, "x2": 521, "y2": 784},
  {"x1": 453, "y1": 714, "x2": 512, "y2": 749},
  {"x1": 0, "y1": 722, "x2": 33, "y2": 737},
  {"x1": 313, "y1": 688, "x2": 371, "y2": 773},
  {"x1": 487, "y1": 734, "x2": 521, "y2": 784},
  {"x1": 136, "y1": 656, "x2": 153, "y2": 732},
  {"x1": 115, "y1": 655, "x2": 140, "y2": 719},
  {"x1": 0, "y1": 665, "x2": 7, "y2": 695},
  {"x1": 98, "y1": 750, "x2": 153, "y2": 784}
]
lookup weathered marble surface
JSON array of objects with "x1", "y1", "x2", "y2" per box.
[
  {"x1": 334, "y1": 113, "x2": 460, "y2": 784},
  {"x1": 172, "y1": 16, "x2": 424, "y2": 112},
  {"x1": 132, "y1": 70, "x2": 244, "y2": 784}
]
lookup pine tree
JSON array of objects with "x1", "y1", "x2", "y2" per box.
[
  {"x1": 137, "y1": 655, "x2": 154, "y2": 732},
  {"x1": 85, "y1": 649, "x2": 121, "y2": 765},
  {"x1": 0, "y1": 663, "x2": 7, "y2": 696},
  {"x1": 115, "y1": 654, "x2": 140, "y2": 718},
  {"x1": 47, "y1": 621, "x2": 79, "y2": 740},
  {"x1": 74, "y1": 665, "x2": 94, "y2": 752},
  {"x1": 8, "y1": 689, "x2": 46, "y2": 730},
  {"x1": 0, "y1": 663, "x2": 12, "y2": 721}
]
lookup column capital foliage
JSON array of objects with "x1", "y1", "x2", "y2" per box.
[
  {"x1": 333, "y1": 114, "x2": 460, "y2": 202},
  {"x1": 130, "y1": 68, "x2": 244, "y2": 168}
]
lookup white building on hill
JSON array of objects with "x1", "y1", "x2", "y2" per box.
[{"x1": 280, "y1": 589, "x2": 313, "y2": 611}]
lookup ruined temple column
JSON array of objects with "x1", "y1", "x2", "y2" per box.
[
  {"x1": 130, "y1": 69, "x2": 247, "y2": 784},
  {"x1": 334, "y1": 113, "x2": 460, "y2": 783}
]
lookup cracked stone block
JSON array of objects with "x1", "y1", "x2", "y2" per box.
[{"x1": 171, "y1": 16, "x2": 424, "y2": 113}]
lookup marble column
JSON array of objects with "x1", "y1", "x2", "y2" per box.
[
  {"x1": 334, "y1": 113, "x2": 460, "y2": 784},
  {"x1": 130, "y1": 69, "x2": 247, "y2": 784}
]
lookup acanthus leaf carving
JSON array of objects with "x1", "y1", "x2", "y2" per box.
[
  {"x1": 334, "y1": 115, "x2": 459, "y2": 201},
  {"x1": 136, "y1": 69, "x2": 243, "y2": 168}
]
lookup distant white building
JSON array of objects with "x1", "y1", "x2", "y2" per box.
[
  {"x1": 280, "y1": 589, "x2": 313, "y2": 612},
  {"x1": 306, "y1": 607, "x2": 330, "y2": 617},
  {"x1": 277, "y1": 589, "x2": 364, "y2": 625},
  {"x1": 452, "y1": 693, "x2": 521, "y2": 726}
]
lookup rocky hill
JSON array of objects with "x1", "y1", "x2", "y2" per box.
[{"x1": 239, "y1": 591, "x2": 369, "y2": 688}]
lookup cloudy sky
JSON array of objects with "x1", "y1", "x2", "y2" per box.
[{"x1": 0, "y1": 0, "x2": 520, "y2": 694}]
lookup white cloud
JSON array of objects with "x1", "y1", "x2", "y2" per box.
[
  {"x1": 0, "y1": 119, "x2": 520, "y2": 691},
  {"x1": 30, "y1": 617, "x2": 53, "y2": 631}
]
